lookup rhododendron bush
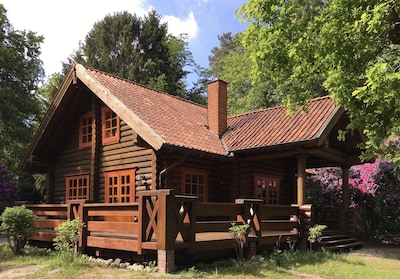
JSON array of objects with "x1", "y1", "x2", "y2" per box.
[
  {"x1": 306, "y1": 160, "x2": 400, "y2": 238},
  {"x1": 0, "y1": 165, "x2": 19, "y2": 213}
]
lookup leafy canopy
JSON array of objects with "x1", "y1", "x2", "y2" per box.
[
  {"x1": 0, "y1": 4, "x2": 44, "y2": 173},
  {"x1": 238, "y1": 0, "x2": 400, "y2": 162},
  {"x1": 208, "y1": 32, "x2": 280, "y2": 115}
]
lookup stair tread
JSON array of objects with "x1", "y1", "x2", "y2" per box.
[
  {"x1": 321, "y1": 235, "x2": 353, "y2": 241},
  {"x1": 321, "y1": 238, "x2": 358, "y2": 245},
  {"x1": 325, "y1": 242, "x2": 363, "y2": 251}
]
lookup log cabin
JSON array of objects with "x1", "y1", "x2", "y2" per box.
[{"x1": 19, "y1": 64, "x2": 366, "y2": 272}]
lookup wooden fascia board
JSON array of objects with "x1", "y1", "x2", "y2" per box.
[
  {"x1": 19, "y1": 66, "x2": 76, "y2": 171},
  {"x1": 240, "y1": 145, "x2": 360, "y2": 166},
  {"x1": 75, "y1": 64, "x2": 165, "y2": 150},
  {"x1": 315, "y1": 106, "x2": 345, "y2": 146}
]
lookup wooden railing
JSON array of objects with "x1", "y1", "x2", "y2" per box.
[
  {"x1": 26, "y1": 190, "x2": 304, "y2": 273},
  {"x1": 27, "y1": 203, "x2": 69, "y2": 242}
]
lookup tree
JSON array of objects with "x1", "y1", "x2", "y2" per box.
[
  {"x1": 208, "y1": 32, "x2": 279, "y2": 115},
  {"x1": 0, "y1": 165, "x2": 19, "y2": 213},
  {"x1": 0, "y1": 206, "x2": 36, "y2": 255},
  {"x1": 306, "y1": 161, "x2": 400, "y2": 238},
  {"x1": 71, "y1": 10, "x2": 192, "y2": 98},
  {"x1": 0, "y1": 4, "x2": 44, "y2": 174},
  {"x1": 238, "y1": 0, "x2": 400, "y2": 162}
]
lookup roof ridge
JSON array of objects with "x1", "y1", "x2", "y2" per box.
[
  {"x1": 80, "y1": 64, "x2": 207, "y2": 110},
  {"x1": 228, "y1": 95, "x2": 332, "y2": 119}
]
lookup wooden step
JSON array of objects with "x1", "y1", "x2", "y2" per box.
[
  {"x1": 324, "y1": 241, "x2": 363, "y2": 251},
  {"x1": 321, "y1": 237, "x2": 358, "y2": 246},
  {"x1": 321, "y1": 234, "x2": 351, "y2": 241},
  {"x1": 313, "y1": 230, "x2": 363, "y2": 252}
]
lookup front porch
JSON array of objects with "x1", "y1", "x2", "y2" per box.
[{"x1": 25, "y1": 189, "x2": 358, "y2": 273}]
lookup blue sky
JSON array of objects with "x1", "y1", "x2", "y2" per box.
[{"x1": 2, "y1": 0, "x2": 248, "y2": 80}]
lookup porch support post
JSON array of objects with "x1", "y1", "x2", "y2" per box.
[
  {"x1": 341, "y1": 166, "x2": 350, "y2": 209},
  {"x1": 157, "y1": 189, "x2": 176, "y2": 273},
  {"x1": 297, "y1": 156, "x2": 307, "y2": 206}
]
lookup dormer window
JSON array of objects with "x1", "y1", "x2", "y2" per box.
[
  {"x1": 102, "y1": 107, "x2": 120, "y2": 144},
  {"x1": 79, "y1": 112, "x2": 93, "y2": 149}
]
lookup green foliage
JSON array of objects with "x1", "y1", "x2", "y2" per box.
[
  {"x1": 16, "y1": 172, "x2": 45, "y2": 204},
  {"x1": 53, "y1": 218, "x2": 84, "y2": 263},
  {"x1": 238, "y1": 0, "x2": 400, "y2": 162},
  {"x1": 0, "y1": 4, "x2": 44, "y2": 174},
  {"x1": 308, "y1": 224, "x2": 327, "y2": 251},
  {"x1": 0, "y1": 206, "x2": 36, "y2": 255},
  {"x1": 208, "y1": 32, "x2": 279, "y2": 115},
  {"x1": 229, "y1": 222, "x2": 249, "y2": 264},
  {"x1": 0, "y1": 165, "x2": 19, "y2": 213},
  {"x1": 70, "y1": 10, "x2": 198, "y2": 101}
]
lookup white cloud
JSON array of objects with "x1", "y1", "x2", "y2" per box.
[
  {"x1": 2, "y1": 0, "x2": 152, "y2": 77},
  {"x1": 162, "y1": 12, "x2": 198, "y2": 40}
]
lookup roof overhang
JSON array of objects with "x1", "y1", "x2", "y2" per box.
[{"x1": 75, "y1": 64, "x2": 165, "y2": 150}]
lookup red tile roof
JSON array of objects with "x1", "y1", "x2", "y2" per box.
[
  {"x1": 83, "y1": 66, "x2": 228, "y2": 155},
  {"x1": 223, "y1": 97, "x2": 337, "y2": 151},
  {"x1": 81, "y1": 66, "x2": 338, "y2": 156}
]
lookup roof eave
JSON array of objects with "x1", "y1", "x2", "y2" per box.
[
  {"x1": 229, "y1": 138, "x2": 319, "y2": 155},
  {"x1": 75, "y1": 64, "x2": 165, "y2": 151},
  {"x1": 315, "y1": 106, "x2": 345, "y2": 146},
  {"x1": 19, "y1": 65, "x2": 77, "y2": 172}
]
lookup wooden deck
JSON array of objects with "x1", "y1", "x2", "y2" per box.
[{"x1": 25, "y1": 189, "x2": 324, "y2": 272}]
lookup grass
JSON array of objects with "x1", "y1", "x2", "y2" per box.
[{"x1": 1, "y1": 243, "x2": 399, "y2": 278}]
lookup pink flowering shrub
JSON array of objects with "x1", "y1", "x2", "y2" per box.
[
  {"x1": 0, "y1": 165, "x2": 19, "y2": 213},
  {"x1": 306, "y1": 160, "x2": 400, "y2": 237}
]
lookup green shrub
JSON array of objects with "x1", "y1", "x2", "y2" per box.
[
  {"x1": 0, "y1": 205, "x2": 36, "y2": 255},
  {"x1": 308, "y1": 224, "x2": 327, "y2": 251},
  {"x1": 53, "y1": 218, "x2": 84, "y2": 263},
  {"x1": 229, "y1": 223, "x2": 250, "y2": 264}
]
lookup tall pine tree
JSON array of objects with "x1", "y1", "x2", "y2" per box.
[{"x1": 72, "y1": 10, "x2": 192, "y2": 98}]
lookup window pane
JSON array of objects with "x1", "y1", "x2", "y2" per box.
[{"x1": 185, "y1": 174, "x2": 190, "y2": 183}]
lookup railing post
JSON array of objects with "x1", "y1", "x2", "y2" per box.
[
  {"x1": 157, "y1": 189, "x2": 176, "y2": 273},
  {"x1": 339, "y1": 208, "x2": 346, "y2": 232},
  {"x1": 137, "y1": 189, "x2": 176, "y2": 273},
  {"x1": 65, "y1": 200, "x2": 87, "y2": 252},
  {"x1": 345, "y1": 208, "x2": 355, "y2": 233},
  {"x1": 235, "y1": 198, "x2": 263, "y2": 258},
  {"x1": 175, "y1": 195, "x2": 198, "y2": 247},
  {"x1": 299, "y1": 204, "x2": 313, "y2": 250}
]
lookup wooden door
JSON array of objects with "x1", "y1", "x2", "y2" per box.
[{"x1": 254, "y1": 175, "x2": 280, "y2": 204}]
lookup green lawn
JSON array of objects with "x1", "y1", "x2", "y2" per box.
[{"x1": 1, "y1": 243, "x2": 399, "y2": 278}]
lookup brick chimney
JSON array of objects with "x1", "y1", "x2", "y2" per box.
[{"x1": 207, "y1": 79, "x2": 228, "y2": 137}]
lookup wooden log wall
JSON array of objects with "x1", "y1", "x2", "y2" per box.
[
  {"x1": 49, "y1": 94, "x2": 157, "y2": 203},
  {"x1": 236, "y1": 158, "x2": 297, "y2": 205},
  {"x1": 156, "y1": 151, "x2": 234, "y2": 202},
  {"x1": 98, "y1": 119, "x2": 156, "y2": 201}
]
